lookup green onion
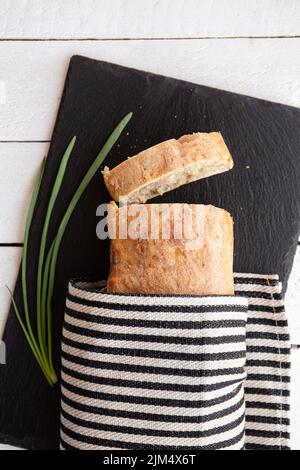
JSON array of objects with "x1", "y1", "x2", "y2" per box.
[
  {"x1": 6, "y1": 158, "x2": 54, "y2": 384},
  {"x1": 36, "y1": 137, "x2": 76, "y2": 363},
  {"x1": 7, "y1": 112, "x2": 133, "y2": 386},
  {"x1": 45, "y1": 112, "x2": 133, "y2": 370},
  {"x1": 22, "y1": 158, "x2": 45, "y2": 352},
  {"x1": 7, "y1": 287, "x2": 53, "y2": 386},
  {"x1": 42, "y1": 239, "x2": 56, "y2": 375}
]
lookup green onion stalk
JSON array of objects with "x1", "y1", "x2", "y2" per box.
[{"x1": 8, "y1": 112, "x2": 133, "y2": 385}]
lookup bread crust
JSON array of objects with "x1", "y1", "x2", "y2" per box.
[
  {"x1": 103, "y1": 132, "x2": 233, "y2": 204},
  {"x1": 107, "y1": 202, "x2": 234, "y2": 296}
]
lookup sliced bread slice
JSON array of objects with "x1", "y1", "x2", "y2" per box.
[{"x1": 103, "y1": 132, "x2": 233, "y2": 204}]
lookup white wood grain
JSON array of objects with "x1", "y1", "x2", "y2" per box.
[
  {"x1": 291, "y1": 348, "x2": 300, "y2": 450},
  {"x1": 286, "y1": 246, "x2": 300, "y2": 345},
  {"x1": 1, "y1": 0, "x2": 300, "y2": 39},
  {"x1": 1, "y1": 39, "x2": 300, "y2": 141},
  {"x1": 0, "y1": 247, "x2": 22, "y2": 339},
  {"x1": 0, "y1": 143, "x2": 47, "y2": 243}
]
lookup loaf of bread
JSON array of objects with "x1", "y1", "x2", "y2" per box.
[
  {"x1": 107, "y1": 202, "x2": 234, "y2": 296},
  {"x1": 103, "y1": 132, "x2": 233, "y2": 204}
]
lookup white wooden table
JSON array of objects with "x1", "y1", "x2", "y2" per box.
[{"x1": 0, "y1": 0, "x2": 299, "y2": 450}]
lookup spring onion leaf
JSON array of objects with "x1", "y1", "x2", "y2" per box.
[
  {"x1": 21, "y1": 158, "x2": 49, "y2": 373},
  {"x1": 9, "y1": 112, "x2": 132, "y2": 386},
  {"x1": 46, "y1": 112, "x2": 132, "y2": 371},
  {"x1": 36, "y1": 137, "x2": 76, "y2": 362},
  {"x1": 6, "y1": 287, "x2": 52, "y2": 386}
]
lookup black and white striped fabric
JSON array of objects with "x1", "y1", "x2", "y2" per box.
[
  {"x1": 60, "y1": 273, "x2": 290, "y2": 451},
  {"x1": 235, "y1": 273, "x2": 290, "y2": 450}
]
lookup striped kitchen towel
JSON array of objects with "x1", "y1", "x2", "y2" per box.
[
  {"x1": 235, "y1": 273, "x2": 290, "y2": 450},
  {"x1": 60, "y1": 273, "x2": 290, "y2": 451}
]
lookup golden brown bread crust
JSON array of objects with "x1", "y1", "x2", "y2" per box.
[
  {"x1": 103, "y1": 132, "x2": 233, "y2": 204},
  {"x1": 107, "y1": 202, "x2": 234, "y2": 296}
]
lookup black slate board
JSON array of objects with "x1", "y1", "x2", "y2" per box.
[{"x1": 1, "y1": 55, "x2": 300, "y2": 450}]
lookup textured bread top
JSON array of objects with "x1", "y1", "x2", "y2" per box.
[
  {"x1": 103, "y1": 132, "x2": 233, "y2": 204},
  {"x1": 107, "y1": 202, "x2": 234, "y2": 296}
]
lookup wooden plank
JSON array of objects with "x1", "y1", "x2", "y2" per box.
[
  {"x1": 291, "y1": 348, "x2": 300, "y2": 450},
  {"x1": 0, "y1": 143, "x2": 47, "y2": 243},
  {"x1": 0, "y1": 247, "x2": 22, "y2": 339},
  {"x1": 1, "y1": 39, "x2": 300, "y2": 141},
  {"x1": 0, "y1": 0, "x2": 300, "y2": 39},
  {"x1": 285, "y1": 245, "x2": 300, "y2": 345}
]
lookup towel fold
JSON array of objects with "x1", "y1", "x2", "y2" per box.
[{"x1": 60, "y1": 273, "x2": 290, "y2": 450}]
